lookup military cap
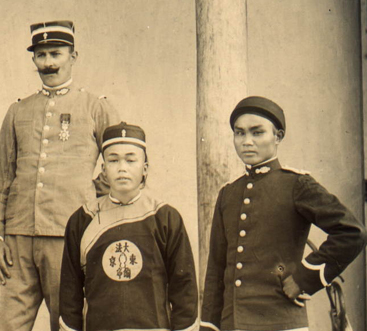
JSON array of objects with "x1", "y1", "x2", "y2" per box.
[
  {"x1": 230, "y1": 96, "x2": 286, "y2": 133},
  {"x1": 102, "y1": 122, "x2": 146, "y2": 152},
  {"x1": 27, "y1": 20, "x2": 75, "y2": 52}
]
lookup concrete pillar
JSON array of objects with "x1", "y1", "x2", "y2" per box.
[{"x1": 196, "y1": 0, "x2": 248, "y2": 294}]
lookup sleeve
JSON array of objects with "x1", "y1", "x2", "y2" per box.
[
  {"x1": 59, "y1": 207, "x2": 90, "y2": 331},
  {"x1": 0, "y1": 104, "x2": 17, "y2": 237},
  {"x1": 200, "y1": 188, "x2": 227, "y2": 331},
  {"x1": 92, "y1": 97, "x2": 121, "y2": 197},
  {"x1": 293, "y1": 175, "x2": 367, "y2": 295},
  {"x1": 164, "y1": 207, "x2": 198, "y2": 331}
]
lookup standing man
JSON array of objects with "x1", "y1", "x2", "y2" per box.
[
  {"x1": 0, "y1": 21, "x2": 120, "y2": 331},
  {"x1": 200, "y1": 96, "x2": 367, "y2": 331}
]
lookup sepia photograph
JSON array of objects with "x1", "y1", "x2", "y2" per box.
[{"x1": 0, "y1": 1, "x2": 365, "y2": 331}]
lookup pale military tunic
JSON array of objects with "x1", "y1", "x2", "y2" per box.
[{"x1": 0, "y1": 82, "x2": 120, "y2": 236}]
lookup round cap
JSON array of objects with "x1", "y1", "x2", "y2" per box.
[
  {"x1": 102, "y1": 122, "x2": 146, "y2": 152},
  {"x1": 27, "y1": 20, "x2": 75, "y2": 52},
  {"x1": 230, "y1": 96, "x2": 286, "y2": 133}
]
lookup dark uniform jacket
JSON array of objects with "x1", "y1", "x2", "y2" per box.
[
  {"x1": 60, "y1": 192, "x2": 198, "y2": 331},
  {"x1": 200, "y1": 158, "x2": 366, "y2": 331}
]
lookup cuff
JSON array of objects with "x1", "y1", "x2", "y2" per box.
[
  {"x1": 59, "y1": 317, "x2": 81, "y2": 331},
  {"x1": 292, "y1": 258, "x2": 327, "y2": 295},
  {"x1": 200, "y1": 321, "x2": 220, "y2": 331}
]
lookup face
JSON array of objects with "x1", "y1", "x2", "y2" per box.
[
  {"x1": 33, "y1": 45, "x2": 77, "y2": 87},
  {"x1": 102, "y1": 144, "x2": 148, "y2": 201},
  {"x1": 233, "y1": 113, "x2": 282, "y2": 165}
]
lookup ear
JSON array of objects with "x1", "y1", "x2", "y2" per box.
[
  {"x1": 143, "y1": 162, "x2": 149, "y2": 176},
  {"x1": 275, "y1": 129, "x2": 285, "y2": 144},
  {"x1": 70, "y1": 51, "x2": 78, "y2": 65}
]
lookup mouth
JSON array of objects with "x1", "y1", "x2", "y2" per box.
[
  {"x1": 242, "y1": 151, "x2": 257, "y2": 155},
  {"x1": 116, "y1": 177, "x2": 131, "y2": 182}
]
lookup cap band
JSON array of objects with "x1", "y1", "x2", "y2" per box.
[
  {"x1": 102, "y1": 137, "x2": 147, "y2": 151},
  {"x1": 31, "y1": 26, "x2": 74, "y2": 38}
]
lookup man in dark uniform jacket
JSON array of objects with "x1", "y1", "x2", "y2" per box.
[{"x1": 200, "y1": 96, "x2": 367, "y2": 331}]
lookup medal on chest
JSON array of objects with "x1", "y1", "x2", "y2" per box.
[
  {"x1": 102, "y1": 240, "x2": 143, "y2": 281},
  {"x1": 59, "y1": 114, "x2": 71, "y2": 141}
]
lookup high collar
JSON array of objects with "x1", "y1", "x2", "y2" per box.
[
  {"x1": 243, "y1": 157, "x2": 281, "y2": 178},
  {"x1": 41, "y1": 78, "x2": 73, "y2": 97},
  {"x1": 109, "y1": 191, "x2": 142, "y2": 206}
]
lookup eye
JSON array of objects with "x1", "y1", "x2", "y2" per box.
[
  {"x1": 107, "y1": 158, "x2": 118, "y2": 163},
  {"x1": 234, "y1": 130, "x2": 244, "y2": 136},
  {"x1": 253, "y1": 130, "x2": 264, "y2": 136},
  {"x1": 127, "y1": 158, "x2": 137, "y2": 163}
]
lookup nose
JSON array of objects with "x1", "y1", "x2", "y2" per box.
[
  {"x1": 242, "y1": 135, "x2": 254, "y2": 146},
  {"x1": 118, "y1": 160, "x2": 128, "y2": 172},
  {"x1": 43, "y1": 54, "x2": 54, "y2": 67}
]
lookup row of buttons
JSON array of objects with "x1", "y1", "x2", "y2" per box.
[
  {"x1": 236, "y1": 181, "x2": 254, "y2": 287},
  {"x1": 37, "y1": 99, "x2": 55, "y2": 189}
]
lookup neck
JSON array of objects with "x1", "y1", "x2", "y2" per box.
[
  {"x1": 246, "y1": 156, "x2": 278, "y2": 169},
  {"x1": 109, "y1": 189, "x2": 141, "y2": 205},
  {"x1": 43, "y1": 78, "x2": 72, "y2": 90}
]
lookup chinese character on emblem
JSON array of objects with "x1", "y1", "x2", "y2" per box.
[{"x1": 102, "y1": 240, "x2": 143, "y2": 281}]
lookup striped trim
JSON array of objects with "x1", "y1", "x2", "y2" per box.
[
  {"x1": 200, "y1": 321, "x2": 220, "y2": 331},
  {"x1": 59, "y1": 317, "x2": 79, "y2": 331},
  {"x1": 102, "y1": 137, "x2": 146, "y2": 149},
  {"x1": 302, "y1": 259, "x2": 328, "y2": 287},
  {"x1": 80, "y1": 200, "x2": 166, "y2": 267},
  {"x1": 38, "y1": 38, "x2": 73, "y2": 45},
  {"x1": 83, "y1": 204, "x2": 96, "y2": 219},
  {"x1": 31, "y1": 26, "x2": 74, "y2": 37}
]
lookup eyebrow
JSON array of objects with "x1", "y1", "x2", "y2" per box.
[
  {"x1": 234, "y1": 124, "x2": 264, "y2": 131},
  {"x1": 106, "y1": 152, "x2": 137, "y2": 157}
]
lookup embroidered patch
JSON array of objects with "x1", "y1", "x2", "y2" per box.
[{"x1": 102, "y1": 240, "x2": 143, "y2": 281}]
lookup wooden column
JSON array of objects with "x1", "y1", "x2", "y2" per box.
[{"x1": 196, "y1": 0, "x2": 248, "y2": 295}]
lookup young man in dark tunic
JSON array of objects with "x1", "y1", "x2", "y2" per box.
[{"x1": 200, "y1": 96, "x2": 366, "y2": 331}]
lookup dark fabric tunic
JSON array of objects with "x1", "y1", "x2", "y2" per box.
[
  {"x1": 200, "y1": 158, "x2": 366, "y2": 331},
  {"x1": 60, "y1": 192, "x2": 198, "y2": 331}
]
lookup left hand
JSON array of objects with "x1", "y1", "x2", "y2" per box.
[{"x1": 282, "y1": 275, "x2": 311, "y2": 307}]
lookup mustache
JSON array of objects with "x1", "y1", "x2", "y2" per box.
[{"x1": 38, "y1": 67, "x2": 59, "y2": 75}]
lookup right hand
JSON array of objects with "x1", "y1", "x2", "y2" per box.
[{"x1": 0, "y1": 239, "x2": 12, "y2": 285}]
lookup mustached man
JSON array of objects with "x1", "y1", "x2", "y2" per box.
[
  {"x1": 0, "y1": 21, "x2": 120, "y2": 331},
  {"x1": 200, "y1": 96, "x2": 367, "y2": 331},
  {"x1": 59, "y1": 122, "x2": 198, "y2": 331}
]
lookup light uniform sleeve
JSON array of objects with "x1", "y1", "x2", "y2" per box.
[
  {"x1": 59, "y1": 207, "x2": 91, "y2": 331},
  {"x1": 163, "y1": 206, "x2": 198, "y2": 331},
  {"x1": 0, "y1": 103, "x2": 18, "y2": 237},
  {"x1": 92, "y1": 96, "x2": 121, "y2": 197},
  {"x1": 200, "y1": 188, "x2": 227, "y2": 331},
  {"x1": 293, "y1": 175, "x2": 367, "y2": 295}
]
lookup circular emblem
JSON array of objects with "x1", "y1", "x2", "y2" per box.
[{"x1": 102, "y1": 240, "x2": 143, "y2": 281}]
